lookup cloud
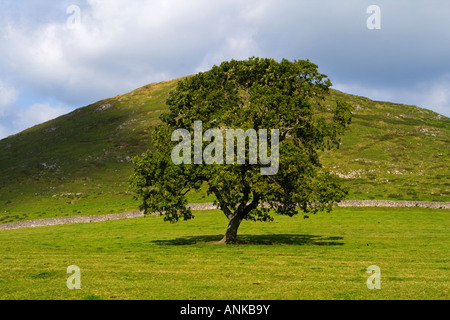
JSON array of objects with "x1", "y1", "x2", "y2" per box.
[
  {"x1": 13, "y1": 103, "x2": 71, "y2": 134},
  {"x1": 0, "y1": 0, "x2": 269, "y2": 106},
  {"x1": 0, "y1": 81, "x2": 18, "y2": 116},
  {"x1": 419, "y1": 74, "x2": 450, "y2": 117},
  {"x1": 0, "y1": 124, "x2": 8, "y2": 140},
  {"x1": 2, "y1": 0, "x2": 450, "y2": 101},
  {"x1": 333, "y1": 73, "x2": 450, "y2": 117}
]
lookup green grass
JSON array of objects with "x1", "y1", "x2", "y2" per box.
[{"x1": 0, "y1": 207, "x2": 448, "y2": 300}]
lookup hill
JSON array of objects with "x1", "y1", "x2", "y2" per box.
[{"x1": 0, "y1": 77, "x2": 448, "y2": 224}]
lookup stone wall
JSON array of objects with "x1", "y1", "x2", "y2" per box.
[
  {"x1": 0, "y1": 200, "x2": 448, "y2": 231},
  {"x1": 338, "y1": 200, "x2": 449, "y2": 209},
  {"x1": 0, "y1": 211, "x2": 144, "y2": 231}
]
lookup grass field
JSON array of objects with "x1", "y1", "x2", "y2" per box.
[{"x1": 0, "y1": 207, "x2": 448, "y2": 300}]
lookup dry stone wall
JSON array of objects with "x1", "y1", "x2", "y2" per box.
[{"x1": 0, "y1": 201, "x2": 448, "y2": 231}]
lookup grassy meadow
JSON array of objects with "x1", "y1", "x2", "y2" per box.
[{"x1": 0, "y1": 207, "x2": 448, "y2": 300}]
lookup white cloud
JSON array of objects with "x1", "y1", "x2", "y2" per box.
[
  {"x1": 333, "y1": 74, "x2": 450, "y2": 118},
  {"x1": 0, "y1": 124, "x2": 9, "y2": 140},
  {"x1": 13, "y1": 103, "x2": 71, "y2": 133},
  {"x1": 0, "y1": 81, "x2": 18, "y2": 116},
  {"x1": 195, "y1": 33, "x2": 261, "y2": 73},
  {"x1": 418, "y1": 75, "x2": 450, "y2": 117},
  {"x1": 0, "y1": 0, "x2": 268, "y2": 106}
]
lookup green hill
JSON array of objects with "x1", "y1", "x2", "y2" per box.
[
  {"x1": 320, "y1": 90, "x2": 449, "y2": 202},
  {"x1": 0, "y1": 77, "x2": 448, "y2": 224}
]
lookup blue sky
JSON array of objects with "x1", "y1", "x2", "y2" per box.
[{"x1": 1, "y1": 0, "x2": 449, "y2": 139}]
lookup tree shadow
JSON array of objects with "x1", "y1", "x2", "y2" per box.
[{"x1": 151, "y1": 234, "x2": 344, "y2": 246}]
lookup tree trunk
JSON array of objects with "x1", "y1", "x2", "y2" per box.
[{"x1": 219, "y1": 214, "x2": 244, "y2": 244}]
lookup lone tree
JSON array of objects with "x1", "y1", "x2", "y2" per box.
[{"x1": 129, "y1": 57, "x2": 352, "y2": 244}]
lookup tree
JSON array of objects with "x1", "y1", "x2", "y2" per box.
[{"x1": 129, "y1": 57, "x2": 352, "y2": 244}]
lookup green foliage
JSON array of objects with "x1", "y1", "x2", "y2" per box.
[{"x1": 129, "y1": 57, "x2": 353, "y2": 242}]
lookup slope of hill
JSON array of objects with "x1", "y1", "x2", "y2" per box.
[
  {"x1": 320, "y1": 90, "x2": 449, "y2": 202},
  {"x1": 0, "y1": 78, "x2": 448, "y2": 224}
]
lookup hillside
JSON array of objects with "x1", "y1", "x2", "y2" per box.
[
  {"x1": 0, "y1": 78, "x2": 449, "y2": 224},
  {"x1": 320, "y1": 90, "x2": 449, "y2": 202}
]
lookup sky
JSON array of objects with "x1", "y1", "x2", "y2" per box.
[{"x1": 0, "y1": 0, "x2": 449, "y2": 140}]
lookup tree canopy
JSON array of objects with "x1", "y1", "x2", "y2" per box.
[{"x1": 129, "y1": 57, "x2": 353, "y2": 244}]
